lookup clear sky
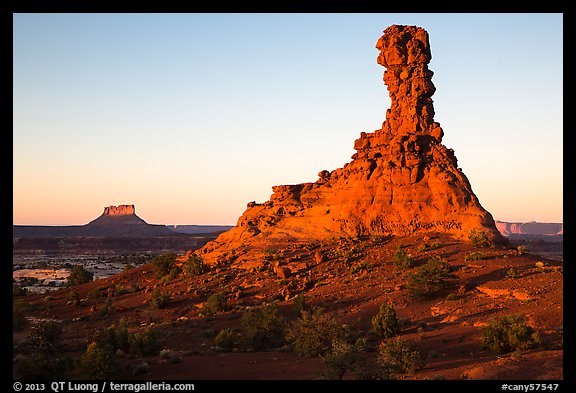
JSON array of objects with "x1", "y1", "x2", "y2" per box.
[{"x1": 13, "y1": 13, "x2": 563, "y2": 226}]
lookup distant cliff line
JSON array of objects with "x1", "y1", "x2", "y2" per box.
[{"x1": 495, "y1": 221, "x2": 563, "y2": 237}]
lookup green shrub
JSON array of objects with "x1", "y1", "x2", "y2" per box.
[
  {"x1": 29, "y1": 320, "x2": 62, "y2": 353},
  {"x1": 202, "y1": 292, "x2": 228, "y2": 315},
  {"x1": 371, "y1": 303, "x2": 400, "y2": 338},
  {"x1": 292, "y1": 294, "x2": 310, "y2": 315},
  {"x1": 287, "y1": 309, "x2": 351, "y2": 357},
  {"x1": 91, "y1": 319, "x2": 130, "y2": 353},
  {"x1": 350, "y1": 261, "x2": 373, "y2": 275},
  {"x1": 129, "y1": 328, "x2": 161, "y2": 357},
  {"x1": 183, "y1": 254, "x2": 208, "y2": 276},
  {"x1": 123, "y1": 263, "x2": 134, "y2": 271},
  {"x1": 66, "y1": 265, "x2": 94, "y2": 286},
  {"x1": 19, "y1": 354, "x2": 72, "y2": 380},
  {"x1": 378, "y1": 337, "x2": 424, "y2": 375},
  {"x1": 150, "y1": 289, "x2": 171, "y2": 309},
  {"x1": 393, "y1": 244, "x2": 415, "y2": 269},
  {"x1": 151, "y1": 253, "x2": 180, "y2": 278},
  {"x1": 214, "y1": 328, "x2": 238, "y2": 351},
  {"x1": 77, "y1": 342, "x2": 119, "y2": 379},
  {"x1": 469, "y1": 229, "x2": 492, "y2": 248},
  {"x1": 241, "y1": 304, "x2": 286, "y2": 350},
  {"x1": 464, "y1": 251, "x2": 486, "y2": 261},
  {"x1": 67, "y1": 288, "x2": 80, "y2": 305},
  {"x1": 323, "y1": 338, "x2": 366, "y2": 380},
  {"x1": 445, "y1": 293, "x2": 460, "y2": 301},
  {"x1": 516, "y1": 246, "x2": 529, "y2": 255},
  {"x1": 505, "y1": 267, "x2": 520, "y2": 279},
  {"x1": 481, "y1": 315, "x2": 540, "y2": 354},
  {"x1": 407, "y1": 257, "x2": 455, "y2": 298}
]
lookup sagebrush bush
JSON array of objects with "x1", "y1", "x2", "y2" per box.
[
  {"x1": 77, "y1": 342, "x2": 119, "y2": 379},
  {"x1": 129, "y1": 328, "x2": 161, "y2": 357},
  {"x1": 214, "y1": 328, "x2": 237, "y2": 351},
  {"x1": 241, "y1": 304, "x2": 286, "y2": 350},
  {"x1": 202, "y1": 292, "x2": 228, "y2": 315},
  {"x1": 151, "y1": 253, "x2": 180, "y2": 278},
  {"x1": 323, "y1": 338, "x2": 366, "y2": 380},
  {"x1": 66, "y1": 265, "x2": 94, "y2": 286},
  {"x1": 183, "y1": 254, "x2": 208, "y2": 276},
  {"x1": 371, "y1": 303, "x2": 400, "y2": 338},
  {"x1": 29, "y1": 320, "x2": 62, "y2": 353},
  {"x1": 464, "y1": 251, "x2": 485, "y2": 261},
  {"x1": 393, "y1": 244, "x2": 415, "y2": 269},
  {"x1": 481, "y1": 315, "x2": 540, "y2": 354},
  {"x1": 292, "y1": 294, "x2": 309, "y2": 315},
  {"x1": 91, "y1": 319, "x2": 130, "y2": 353},
  {"x1": 287, "y1": 308, "x2": 351, "y2": 357},
  {"x1": 378, "y1": 337, "x2": 424, "y2": 375},
  {"x1": 468, "y1": 229, "x2": 492, "y2": 248},
  {"x1": 407, "y1": 257, "x2": 455, "y2": 298},
  {"x1": 149, "y1": 289, "x2": 171, "y2": 309}
]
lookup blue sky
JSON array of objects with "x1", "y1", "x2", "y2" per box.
[{"x1": 13, "y1": 13, "x2": 563, "y2": 225}]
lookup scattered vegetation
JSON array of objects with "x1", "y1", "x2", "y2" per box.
[
  {"x1": 149, "y1": 289, "x2": 171, "y2": 309},
  {"x1": 418, "y1": 241, "x2": 442, "y2": 252},
  {"x1": 371, "y1": 303, "x2": 400, "y2": 338},
  {"x1": 287, "y1": 308, "x2": 352, "y2": 357},
  {"x1": 67, "y1": 288, "x2": 80, "y2": 305},
  {"x1": 378, "y1": 337, "x2": 424, "y2": 376},
  {"x1": 481, "y1": 315, "x2": 540, "y2": 354},
  {"x1": 393, "y1": 244, "x2": 416, "y2": 269},
  {"x1": 407, "y1": 257, "x2": 455, "y2": 298},
  {"x1": 445, "y1": 293, "x2": 460, "y2": 301},
  {"x1": 516, "y1": 246, "x2": 529, "y2": 255},
  {"x1": 468, "y1": 228, "x2": 492, "y2": 248},
  {"x1": 90, "y1": 319, "x2": 130, "y2": 353},
  {"x1": 29, "y1": 320, "x2": 62, "y2": 353},
  {"x1": 66, "y1": 265, "x2": 94, "y2": 286},
  {"x1": 77, "y1": 342, "x2": 119, "y2": 379},
  {"x1": 241, "y1": 304, "x2": 286, "y2": 350}
]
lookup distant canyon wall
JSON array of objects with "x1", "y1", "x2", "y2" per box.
[{"x1": 495, "y1": 221, "x2": 563, "y2": 236}]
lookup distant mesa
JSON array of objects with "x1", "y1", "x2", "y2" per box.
[
  {"x1": 199, "y1": 25, "x2": 505, "y2": 265},
  {"x1": 14, "y1": 204, "x2": 174, "y2": 237}
]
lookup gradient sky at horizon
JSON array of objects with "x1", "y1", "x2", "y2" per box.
[{"x1": 13, "y1": 13, "x2": 563, "y2": 225}]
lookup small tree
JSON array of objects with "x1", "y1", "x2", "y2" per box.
[
  {"x1": 407, "y1": 257, "x2": 455, "y2": 298},
  {"x1": 77, "y1": 342, "x2": 119, "y2": 379},
  {"x1": 66, "y1": 266, "x2": 94, "y2": 286},
  {"x1": 378, "y1": 337, "x2": 424, "y2": 376},
  {"x1": 241, "y1": 304, "x2": 286, "y2": 350},
  {"x1": 202, "y1": 292, "x2": 228, "y2": 315},
  {"x1": 149, "y1": 289, "x2": 171, "y2": 309},
  {"x1": 214, "y1": 328, "x2": 238, "y2": 351},
  {"x1": 287, "y1": 308, "x2": 351, "y2": 357},
  {"x1": 151, "y1": 253, "x2": 180, "y2": 278},
  {"x1": 469, "y1": 229, "x2": 492, "y2": 248},
  {"x1": 393, "y1": 244, "x2": 415, "y2": 269},
  {"x1": 481, "y1": 315, "x2": 540, "y2": 354},
  {"x1": 29, "y1": 321, "x2": 62, "y2": 353},
  {"x1": 183, "y1": 254, "x2": 208, "y2": 276},
  {"x1": 323, "y1": 338, "x2": 366, "y2": 380},
  {"x1": 371, "y1": 303, "x2": 400, "y2": 338}
]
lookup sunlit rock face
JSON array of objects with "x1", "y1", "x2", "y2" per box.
[{"x1": 198, "y1": 25, "x2": 503, "y2": 264}]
